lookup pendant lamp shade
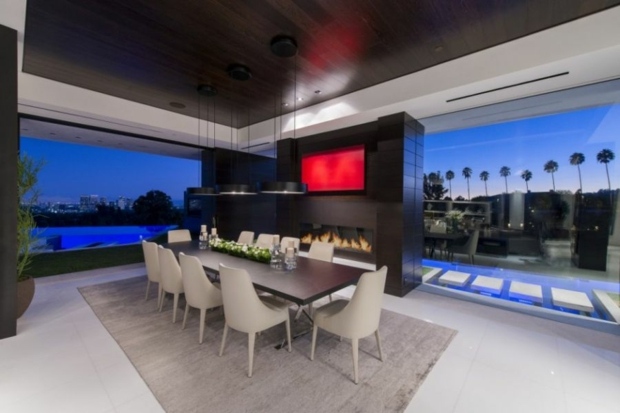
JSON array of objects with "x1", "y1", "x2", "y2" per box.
[
  {"x1": 187, "y1": 84, "x2": 218, "y2": 196},
  {"x1": 258, "y1": 36, "x2": 307, "y2": 195},
  {"x1": 217, "y1": 183, "x2": 257, "y2": 195},
  {"x1": 257, "y1": 181, "x2": 307, "y2": 194},
  {"x1": 187, "y1": 186, "x2": 217, "y2": 195}
]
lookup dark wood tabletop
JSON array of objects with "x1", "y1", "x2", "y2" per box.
[{"x1": 164, "y1": 240, "x2": 365, "y2": 306}]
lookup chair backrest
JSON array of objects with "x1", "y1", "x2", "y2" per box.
[
  {"x1": 219, "y1": 264, "x2": 281, "y2": 333},
  {"x1": 179, "y1": 253, "x2": 221, "y2": 309},
  {"x1": 237, "y1": 231, "x2": 255, "y2": 245},
  {"x1": 429, "y1": 223, "x2": 447, "y2": 233},
  {"x1": 338, "y1": 266, "x2": 388, "y2": 338},
  {"x1": 255, "y1": 233, "x2": 277, "y2": 249},
  {"x1": 142, "y1": 241, "x2": 160, "y2": 283},
  {"x1": 158, "y1": 246, "x2": 183, "y2": 293},
  {"x1": 308, "y1": 241, "x2": 334, "y2": 262},
  {"x1": 280, "y1": 237, "x2": 300, "y2": 252},
  {"x1": 464, "y1": 230, "x2": 480, "y2": 254},
  {"x1": 167, "y1": 229, "x2": 191, "y2": 243}
]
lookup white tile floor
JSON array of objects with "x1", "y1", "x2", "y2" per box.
[{"x1": 1, "y1": 264, "x2": 619, "y2": 413}]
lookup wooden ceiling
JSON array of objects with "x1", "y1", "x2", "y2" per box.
[{"x1": 23, "y1": 0, "x2": 620, "y2": 129}]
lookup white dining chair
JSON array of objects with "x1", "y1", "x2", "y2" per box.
[
  {"x1": 308, "y1": 241, "x2": 334, "y2": 263},
  {"x1": 280, "y1": 237, "x2": 300, "y2": 253},
  {"x1": 310, "y1": 266, "x2": 388, "y2": 384},
  {"x1": 237, "y1": 231, "x2": 255, "y2": 245},
  {"x1": 167, "y1": 229, "x2": 192, "y2": 243},
  {"x1": 446, "y1": 230, "x2": 480, "y2": 264},
  {"x1": 142, "y1": 241, "x2": 162, "y2": 303},
  {"x1": 179, "y1": 253, "x2": 223, "y2": 344},
  {"x1": 218, "y1": 263, "x2": 292, "y2": 377},
  {"x1": 255, "y1": 233, "x2": 276, "y2": 249},
  {"x1": 158, "y1": 246, "x2": 184, "y2": 323}
]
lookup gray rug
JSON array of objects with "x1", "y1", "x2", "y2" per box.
[{"x1": 79, "y1": 276, "x2": 456, "y2": 413}]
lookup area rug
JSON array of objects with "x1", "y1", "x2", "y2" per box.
[{"x1": 79, "y1": 276, "x2": 456, "y2": 413}]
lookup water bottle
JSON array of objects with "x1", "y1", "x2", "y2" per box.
[{"x1": 270, "y1": 242, "x2": 282, "y2": 270}]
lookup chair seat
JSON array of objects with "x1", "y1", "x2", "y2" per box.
[
  {"x1": 313, "y1": 299, "x2": 348, "y2": 321},
  {"x1": 259, "y1": 296, "x2": 290, "y2": 312}
]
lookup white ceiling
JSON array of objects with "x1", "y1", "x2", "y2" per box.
[{"x1": 4, "y1": 1, "x2": 620, "y2": 158}]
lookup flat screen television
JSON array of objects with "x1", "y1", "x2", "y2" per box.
[{"x1": 301, "y1": 144, "x2": 365, "y2": 193}]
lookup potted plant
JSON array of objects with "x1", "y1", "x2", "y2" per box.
[{"x1": 16, "y1": 154, "x2": 44, "y2": 318}]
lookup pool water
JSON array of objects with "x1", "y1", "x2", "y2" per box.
[
  {"x1": 32, "y1": 225, "x2": 178, "y2": 250},
  {"x1": 422, "y1": 259, "x2": 619, "y2": 323}
]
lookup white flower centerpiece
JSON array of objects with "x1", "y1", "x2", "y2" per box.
[{"x1": 444, "y1": 210, "x2": 465, "y2": 233}]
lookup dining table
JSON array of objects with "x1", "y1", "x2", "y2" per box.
[{"x1": 163, "y1": 240, "x2": 365, "y2": 307}]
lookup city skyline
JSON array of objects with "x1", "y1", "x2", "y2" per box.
[{"x1": 20, "y1": 137, "x2": 200, "y2": 205}]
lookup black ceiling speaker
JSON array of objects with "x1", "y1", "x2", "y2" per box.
[
  {"x1": 270, "y1": 35, "x2": 297, "y2": 58},
  {"x1": 197, "y1": 84, "x2": 218, "y2": 96},
  {"x1": 227, "y1": 64, "x2": 252, "y2": 81}
]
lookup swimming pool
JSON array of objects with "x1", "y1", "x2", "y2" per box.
[
  {"x1": 32, "y1": 225, "x2": 178, "y2": 250},
  {"x1": 421, "y1": 258, "x2": 620, "y2": 334}
]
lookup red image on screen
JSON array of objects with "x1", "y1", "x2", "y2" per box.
[{"x1": 301, "y1": 145, "x2": 365, "y2": 192}]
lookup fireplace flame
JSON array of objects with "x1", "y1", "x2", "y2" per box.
[{"x1": 300, "y1": 231, "x2": 372, "y2": 253}]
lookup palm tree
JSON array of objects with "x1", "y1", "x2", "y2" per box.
[
  {"x1": 569, "y1": 152, "x2": 585, "y2": 192},
  {"x1": 544, "y1": 160, "x2": 559, "y2": 191},
  {"x1": 479, "y1": 171, "x2": 489, "y2": 196},
  {"x1": 445, "y1": 170, "x2": 455, "y2": 199},
  {"x1": 520, "y1": 169, "x2": 533, "y2": 192},
  {"x1": 499, "y1": 166, "x2": 511, "y2": 193},
  {"x1": 596, "y1": 148, "x2": 615, "y2": 190},
  {"x1": 462, "y1": 167, "x2": 472, "y2": 200}
]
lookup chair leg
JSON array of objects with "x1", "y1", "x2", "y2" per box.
[
  {"x1": 159, "y1": 292, "x2": 165, "y2": 312},
  {"x1": 352, "y1": 338, "x2": 359, "y2": 384},
  {"x1": 375, "y1": 330, "x2": 384, "y2": 361},
  {"x1": 329, "y1": 294, "x2": 333, "y2": 302},
  {"x1": 172, "y1": 293, "x2": 179, "y2": 323},
  {"x1": 182, "y1": 303, "x2": 190, "y2": 330},
  {"x1": 285, "y1": 318, "x2": 292, "y2": 353},
  {"x1": 310, "y1": 325, "x2": 319, "y2": 361},
  {"x1": 157, "y1": 285, "x2": 163, "y2": 307},
  {"x1": 199, "y1": 309, "x2": 206, "y2": 344},
  {"x1": 219, "y1": 323, "x2": 229, "y2": 356},
  {"x1": 248, "y1": 332, "x2": 256, "y2": 378},
  {"x1": 145, "y1": 280, "x2": 151, "y2": 301}
]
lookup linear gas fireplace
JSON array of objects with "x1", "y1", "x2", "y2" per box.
[{"x1": 299, "y1": 223, "x2": 375, "y2": 263}]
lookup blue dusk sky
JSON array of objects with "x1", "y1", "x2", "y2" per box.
[
  {"x1": 425, "y1": 104, "x2": 619, "y2": 199},
  {"x1": 20, "y1": 103, "x2": 618, "y2": 205},
  {"x1": 20, "y1": 137, "x2": 200, "y2": 205}
]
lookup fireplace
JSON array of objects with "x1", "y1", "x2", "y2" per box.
[{"x1": 299, "y1": 223, "x2": 374, "y2": 262}]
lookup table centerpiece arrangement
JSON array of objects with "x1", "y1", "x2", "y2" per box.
[{"x1": 209, "y1": 238, "x2": 271, "y2": 264}]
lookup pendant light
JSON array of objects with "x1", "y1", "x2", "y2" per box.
[
  {"x1": 187, "y1": 84, "x2": 218, "y2": 196},
  {"x1": 217, "y1": 103, "x2": 256, "y2": 195},
  {"x1": 258, "y1": 35, "x2": 307, "y2": 195}
]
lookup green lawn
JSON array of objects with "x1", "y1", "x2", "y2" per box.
[
  {"x1": 28, "y1": 244, "x2": 145, "y2": 278},
  {"x1": 27, "y1": 234, "x2": 167, "y2": 278}
]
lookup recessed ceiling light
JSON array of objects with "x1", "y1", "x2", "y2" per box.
[
  {"x1": 75, "y1": 136, "x2": 82, "y2": 139},
  {"x1": 169, "y1": 101, "x2": 186, "y2": 109},
  {"x1": 227, "y1": 64, "x2": 252, "y2": 81},
  {"x1": 434, "y1": 45, "x2": 444, "y2": 52},
  {"x1": 314, "y1": 90, "x2": 321, "y2": 94},
  {"x1": 297, "y1": 97, "x2": 303, "y2": 101},
  {"x1": 282, "y1": 102, "x2": 289, "y2": 107},
  {"x1": 49, "y1": 132, "x2": 56, "y2": 135},
  {"x1": 197, "y1": 84, "x2": 218, "y2": 96}
]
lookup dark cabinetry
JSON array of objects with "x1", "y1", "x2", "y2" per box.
[{"x1": 570, "y1": 193, "x2": 611, "y2": 271}]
